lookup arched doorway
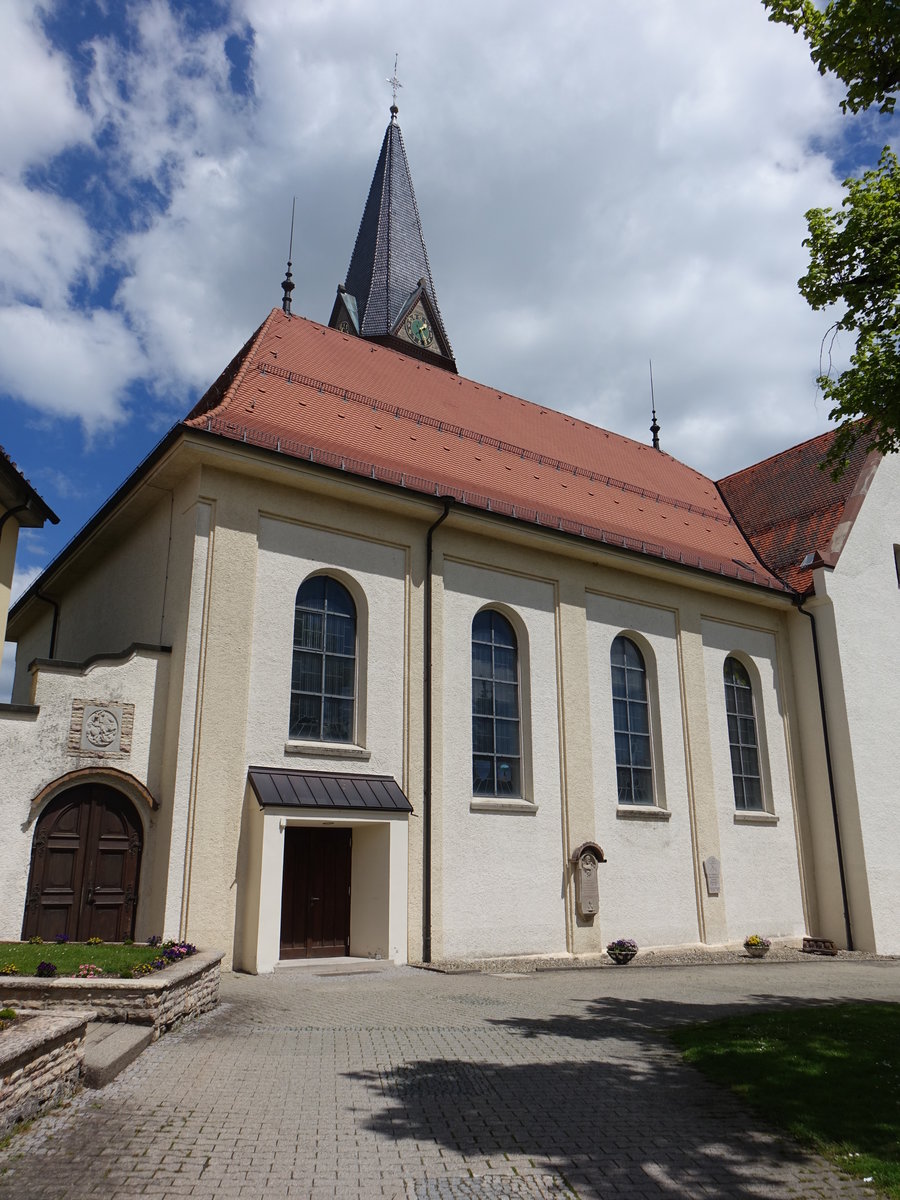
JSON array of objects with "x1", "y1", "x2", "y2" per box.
[{"x1": 22, "y1": 784, "x2": 143, "y2": 942}]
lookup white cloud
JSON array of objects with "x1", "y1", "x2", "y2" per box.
[
  {"x1": 0, "y1": 305, "x2": 144, "y2": 430},
  {"x1": 10, "y1": 562, "x2": 44, "y2": 606},
  {"x1": 0, "y1": 0, "x2": 891, "y2": 477},
  {"x1": 0, "y1": 179, "x2": 95, "y2": 305},
  {"x1": 0, "y1": 0, "x2": 91, "y2": 175}
]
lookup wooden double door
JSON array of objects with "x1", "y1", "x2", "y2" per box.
[
  {"x1": 280, "y1": 827, "x2": 351, "y2": 959},
  {"x1": 23, "y1": 784, "x2": 143, "y2": 943}
]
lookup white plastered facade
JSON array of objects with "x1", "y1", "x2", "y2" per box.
[
  {"x1": 794, "y1": 452, "x2": 900, "y2": 953},
  {"x1": 2, "y1": 433, "x2": 898, "y2": 965}
]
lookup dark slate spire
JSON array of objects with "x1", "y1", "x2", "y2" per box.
[{"x1": 334, "y1": 106, "x2": 456, "y2": 371}]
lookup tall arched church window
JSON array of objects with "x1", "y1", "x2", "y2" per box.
[
  {"x1": 610, "y1": 635, "x2": 653, "y2": 805},
  {"x1": 472, "y1": 610, "x2": 521, "y2": 796},
  {"x1": 290, "y1": 576, "x2": 356, "y2": 742},
  {"x1": 723, "y1": 657, "x2": 763, "y2": 810}
]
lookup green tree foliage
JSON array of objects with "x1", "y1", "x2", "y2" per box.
[
  {"x1": 763, "y1": 1, "x2": 898, "y2": 474},
  {"x1": 762, "y1": 0, "x2": 898, "y2": 114},
  {"x1": 801, "y1": 149, "x2": 900, "y2": 471}
]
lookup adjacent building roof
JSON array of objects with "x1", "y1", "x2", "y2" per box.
[
  {"x1": 338, "y1": 116, "x2": 454, "y2": 367},
  {"x1": 0, "y1": 445, "x2": 58, "y2": 528},
  {"x1": 248, "y1": 768, "x2": 412, "y2": 812},
  {"x1": 186, "y1": 307, "x2": 787, "y2": 591},
  {"x1": 717, "y1": 426, "x2": 875, "y2": 594}
]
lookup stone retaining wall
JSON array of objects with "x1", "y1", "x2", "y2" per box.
[
  {"x1": 0, "y1": 1013, "x2": 89, "y2": 1137},
  {"x1": 0, "y1": 951, "x2": 223, "y2": 1039}
]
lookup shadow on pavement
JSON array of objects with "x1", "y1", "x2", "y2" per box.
[
  {"x1": 486, "y1": 991, "x2": 876, "y2": 1040},
  {"x1": 348, "y1": 993, "x2": 869, "y2": 1199}
]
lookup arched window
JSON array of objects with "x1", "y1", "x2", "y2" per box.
[
  {"x1": 723, "y1": 657, "x2": 763, "y2": 810},
  {"x1": 610, "y1": 635, "x2": 653, "y2": 804},
  {"x1": 290, "y1": 576, "x2": 356, "y2": 742},
  {"x1": 472, "y1": 610, "x2": 521, "y2": 796}
]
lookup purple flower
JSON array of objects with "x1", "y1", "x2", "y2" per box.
[
  {"x1": 55, "y1": 934, "x2": 70, "y2": 943},
  {"x1": 36, "y1": 961, "x2": 58, "y2": 978}
]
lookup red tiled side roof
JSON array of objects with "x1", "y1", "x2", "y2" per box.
[
  {"x1": 717, "y1": 426, "x2": 873, "y2": 593},
  {"x1": 184, "y1": 309, "x2": 787, "y2": 590}
]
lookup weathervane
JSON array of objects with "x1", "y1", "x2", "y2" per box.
[
  {"x1": 387, "y1": 53, "x2": 402, "y2": 118},
  {"x1": 281, "y1": 197, "x2": 296, "y2": 316}
]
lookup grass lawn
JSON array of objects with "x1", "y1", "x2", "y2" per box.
[
  {"x1": 671, "y1": 1003, "x2": 900, "y2": 1198},
  {"x1": 0, "y1": 941, "x2": 164, "y2": 978}
]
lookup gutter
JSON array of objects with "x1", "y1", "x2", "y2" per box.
[
  {"x1": 0, "y1": 503, "x2": 29, "y2": 537},
  {"x1": 422, "y1": 498, "x2": 452, "y2": 964},
  {"x1": 797, "y1": 600, "x2": 853, "y2": 950}
]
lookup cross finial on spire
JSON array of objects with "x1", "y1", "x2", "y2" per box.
[
  {"x1": 281, "y1": 197, "x2": 296, "y2": 315},
  {"x1": 387, "y1": 53, "x2": 402, "y2": 119}
]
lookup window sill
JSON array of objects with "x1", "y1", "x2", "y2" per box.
[
  {"x1": 470, "y1": 798, "x2": 539, "y2": 815},
  {"x1": 284, "y1": 740, "x2": 371, "y2": 761},
  {"x1": 616, "y1": 804, "x2": 671, "y2": 821},
  {"x1": 733, "y1": 810, "x2": 778, "y2": 826}
]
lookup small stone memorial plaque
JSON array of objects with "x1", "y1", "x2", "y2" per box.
[
  {"x1": 703, "y1": 855, "x2": 721, "y2": 896},
  {"x1": 68, "y1": 699, "x2": 135, "y2": 757}
]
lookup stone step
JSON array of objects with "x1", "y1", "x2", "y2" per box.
[{"x1": 83, "y1": 1022, "x2": 153, "y2": 1088}]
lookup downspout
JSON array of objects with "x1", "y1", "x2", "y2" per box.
[
  {"x1": 423, "y1": 498, "x2": 452, "y2": 964},
  {"x1": 35, "y1": 590, "x2": 60, "y2": 658},
  {"x1": 797, "y1": 601, "x2": 853, "y2": 950}
]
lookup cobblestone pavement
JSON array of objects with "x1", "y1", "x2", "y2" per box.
[{"x1": 2, "y1": 958, "x2": 898, "y2": 1199}]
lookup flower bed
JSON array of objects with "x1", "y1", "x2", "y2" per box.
[
  {"x1": 0, "y1": 950, "x2": 223, "y2": 1039},
  {"x1": 0, "y1": 939, "x2": 197, "y2": 979}
]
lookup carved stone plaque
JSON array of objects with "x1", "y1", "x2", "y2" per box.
[
  {"x1": 703, "y1": 855, "x2": 721, "y2": 896},
  {"x1": 68, "y1": 699, "x2": 134, "y2": 757}
]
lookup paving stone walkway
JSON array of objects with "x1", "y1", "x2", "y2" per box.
[{"x1": 1, "y1": 957, "x2": 896, "y2": 1199}]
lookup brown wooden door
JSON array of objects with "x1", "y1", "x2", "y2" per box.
[
  {"x1": 280, "y1": 827, "x2": 351, "y2": 959},
  {"x1": 23, "y1": 785, "x2": 143, "y2": 943}
]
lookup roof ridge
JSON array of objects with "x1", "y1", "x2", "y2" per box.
[
  {"x1": 185, "y1": 309, "x2": 280, "y2": 423},
  {"x1": 254, "y1": 358, "x2": 733, "y2": 525}
]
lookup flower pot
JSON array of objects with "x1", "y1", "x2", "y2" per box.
[
  {"x1": 744, "y1": 944, "x2": 769, "y2": 959},
  {"x1": 607, "y1": 948, "x2": 636, "y2": 965}
]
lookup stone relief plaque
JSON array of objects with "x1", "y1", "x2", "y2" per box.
[
  {"x1": 68, "y1": 699, "x2": 135, "y2": 757},
  {"x1": 703, "y1": 855, "x2": 721, "y2": 896}
]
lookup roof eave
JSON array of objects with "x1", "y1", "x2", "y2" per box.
[
  {"x1": 183, "y1": 422, "x2": 793, "y2": 600},
  {"x1": 7, "y1": 425, "x2": 185, "y2": 634},
  {"x1": 0, "y1": 456, "x2": 59, "y2": 527}
]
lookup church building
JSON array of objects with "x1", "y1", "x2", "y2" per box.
[{"x1": 1, "y1": 102, "x2": 897, "y2": 970}]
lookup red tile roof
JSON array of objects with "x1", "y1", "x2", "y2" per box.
[
  {"x1": 717, "y1": 426, "x2": 873, "y2": 593},
  {"x1": 185, "y1": 309, "x2": 787, "y2": 590}
]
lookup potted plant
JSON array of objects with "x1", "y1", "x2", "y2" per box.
[
  {"x1": 606, "y1": 938, "x2": 638, "y2": 965},
  {"x1": 743, "y1": 934, "x2": 771, "y2": 959}
]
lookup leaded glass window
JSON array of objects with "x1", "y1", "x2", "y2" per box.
[
  {"x1": 472, "y1": 610, "x2": 521, "y2": 797},
  {"x1": 290, "y1": 576, "x2": 356, "y2": 742},
  {"x1": 610, "y1": 635, "x2": 653, "y2": 805},
  {"x1": 723, "y1": 657, "x2": 763, "y2": 810}
]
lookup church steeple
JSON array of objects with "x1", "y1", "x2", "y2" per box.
[{"x1": 329, "y1": 92, "x2": 456, "y2": 372}]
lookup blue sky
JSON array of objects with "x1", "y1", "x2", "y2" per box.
[{"x1": 1, "y1": 0, "x2": 896, "y2": 698}]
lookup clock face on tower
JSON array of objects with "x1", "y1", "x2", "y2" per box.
[{"x1": 404, "y1": 311, "x2": 434, "y2": 348}]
